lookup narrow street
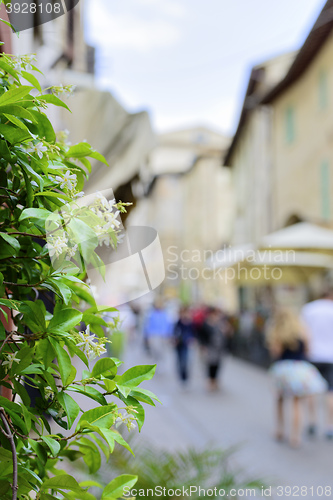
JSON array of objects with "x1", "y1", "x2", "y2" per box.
[{"x1": 123, "y1": 340, "x2": 333, "y2": 498}]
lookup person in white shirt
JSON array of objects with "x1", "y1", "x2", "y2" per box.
[{"x1": 301, "y1": 290, "x2": 333, "y2": 439}]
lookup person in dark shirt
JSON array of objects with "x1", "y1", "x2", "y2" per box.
[
  {"x1": 201, "y1": 307, "x2": 227, "y2": 391},
  {"x1": 173, "y1": 306, "x2": 194, "y2": 384},
  {"x1": 266, "y1": 308, "x2": 327, "y2": 448}
]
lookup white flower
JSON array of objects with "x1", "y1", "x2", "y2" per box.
[
  {"x1": 115, "y1": 411, "x2": 137, "y2": 432},
  {"x1": 47, "y1": 234, "x2": 68, "y2": 258},
  {"x1": 98, "y1": 232, "x2": 112, "y2": 247},
  {"x1": 105, "y1": 211, "x2": 121, "y2": 229},
  {"x1": 66, "y1": 244, "x2": 78, "y2": 259},
  {"x1": 74, "y1": 191, "x2": 85, "y2": 199},
  {"x1": 96, "y1": 192, "x2": 108, "y2": 206},
  {"x1": 55, "y1": 170, "x2": 77, "y2": 191},
  {"x1": 2, "y1": 352, "x2": 20, "y2": 370},
  {"x1": 117, "y1": 233, "x2": 125, "y2": 245},
  {"x1": 27, "y1": 141, "x2": 48, "y2": 159},
  {"x1": 44, "y1": 386, "x2": 54, "y2": 399},
  {"x1": 76, "y1": 325, "x2": 106, "y2": 360}
]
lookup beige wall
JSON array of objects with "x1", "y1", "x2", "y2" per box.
[
  {"x1": 128, "y1": 127, "x2": 235, "y2": 309},
  {"x1": 230, "y1": 106, "x2": 273, "y2": 245},
  {"x1": 272, "y1": 31, "x2": 333, "y2": 229}
]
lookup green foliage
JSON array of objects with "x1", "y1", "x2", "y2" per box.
[
  {"x1": 104, "y1": 443, "x2": 266, "y2": 499},
  {"x1": 0, "y1": 42, "x2": 157, "y2": 499}
]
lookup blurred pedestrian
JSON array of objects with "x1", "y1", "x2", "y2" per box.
[
  {"x1": 301, "y1": 290, "x2": 333, "y2": 439},
  {"x1": 173, "y1": 306, "x2": 194, "y2": 384},
  {"x1": 266, "y1": 308, "x2": 327, "y2": 448},
  {"x1": 201, "y1": 307, "x2": 227, "y2": 391},
  {"x1": 143, "y1": 299, "x2": 172, "y2": 374}
]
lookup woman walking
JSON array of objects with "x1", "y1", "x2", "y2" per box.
[{"x1": 266, "y1": 308, "x2": 327, "y2": 448}]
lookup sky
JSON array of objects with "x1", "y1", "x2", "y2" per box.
[{"x1": 85, "y1": 0, "x2": 325, "y2": 136}]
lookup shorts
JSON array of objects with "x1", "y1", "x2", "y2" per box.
[{"x1": 312, "y1": 362, "x2": 333, "y2": 391}]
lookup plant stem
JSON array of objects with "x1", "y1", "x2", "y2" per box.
[{"x1": 0, "y1": 408, "x2": 18, "y2": 500}]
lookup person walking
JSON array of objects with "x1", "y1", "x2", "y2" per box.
[
  {"x1": 173, "y1": 306, "x2": 194, "y2": 385},
  {"x1": 266, "y1": 308, "x2": 327, "y2": 448},
  {"x1": 143, "y1": 299, "x2": 172, "y2": 374},
  {"x1": 201, "y1": 307, "x2": 227, "y2": 391},
  {"x1": 301, "y1": 290, "x2": 333, "y2": 439}
]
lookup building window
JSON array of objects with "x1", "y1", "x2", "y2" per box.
[
  {"x1": 285, "y1": 106, "x2": 295, "y2": 144},
  {"x1": 319, "y1": 70, "x2": 328, "y2": 110},
  {"x1": 321, "y1": 160, "x2": 330, "y2": 220}
]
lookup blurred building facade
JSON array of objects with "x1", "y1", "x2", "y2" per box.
[
  {"x1": 0, "y1": 3, "x2": 155, "y2": 207},
  {"x1": 225, "y1": 0, "x2": 333, "y2": 246},
  {"x1": 129, "y1": 126, "x2": 234, "y2": 307}
]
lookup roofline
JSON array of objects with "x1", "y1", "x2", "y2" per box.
[
  {"x1": 224, "y1": 0, "x2": 333, "y2": 167},
  {"x1": 224, "y1": 67, "x2": 263, "y2": 166},
  {"x1": 262, "y1": 0, "x2": 333, "y2": 104}
]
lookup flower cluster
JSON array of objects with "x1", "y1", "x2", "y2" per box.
[
  {"x1": 51, "y1": 84, "x2": 76, "y2": 98},
  {"x1": 92, "y1": 193, "x2": 122, "y2": 248},
  {"x1": 56, "y1": 129, "x2": 71, "y2": 146},
  {"x1": 13, "y1": 54, "x2": 37, "y2": 72},
  {"x1": 47, "y1": 234, "x2": 68, "y2": 259},
  {"x1": 115, "y1": 410, "x2": 137, "y2": 432},
  {"x1": 75, "y1": 325, "x2": 107, "y2": 360}
]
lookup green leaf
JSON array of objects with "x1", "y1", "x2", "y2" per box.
[
  {"x1": 57, "y1": 392, "x2": 80, "y2": 428},
  {"x1": 0, "y1": 85, "x2": 33, "y2": 106},
  {"x1": 67, "y1": 385, "x2": 107, "y2": 406},
  {"x1": 3, "y1": 113, "x2": 30, "y2": 131},
  {"x1": 0, "y1": 123, "x2": 31, "y2": 144},
  {"x1": 19, "y1": 207, "x2": 51, "y2": 222},
  {"x1": 116, "y1": 365, "x2": 156, "y2": 388},
  {"x1": 21, "y1": 70, "x2": 42, "y2": 92},
  {"x1": 78, "y1": 438, "x2": 101, "y2": 474},
  {"x1": 78, "y1": 404, "x2": 117, "y2": 430},
  {"x1": 103, "y1": 379, "x2": 116, "y2": 393},
  {"x1": 41, "y1": 436, "x2": 61, "y2": 457},
  {"x1": 85, "y1": 305, "x2": 117, "y2": 315},
  {"x1": 41, "y1": 474, "x2": 83, "y2": 493},
  {"x1": 20, "y1": 301, "x2": 46, "y2": 332},
  {"x1": 79, "y1": 480, "x2": 103, "y2": 489},
  {"x1": 45, "y1": 278, "x2": 72, "y2": 305},
  {"x1": 65, "y1": 142, "x2": 93, "y2": 158},
  {"x1": 0, "y1": 138, "x2": 11, "y2": 160},
  {"x1": 0, "y1": 60, "x2": 20, "y2": 81},
  {"x1": 36, "y1": 338, "x2": 55, "y2": 368},
  {"x1": 50, "y1": 339, "x2": 72, "y2": 385},
  {"x1": 41, "y1": 93, "x2": 71, "y2": 111},
  {"x1": 21, "y1": 164, "x2": 33, "y2": 207},
  {"x1": 89, "y1": 150, "x2": 108, "y2": 166},
  {"x1": 0, "y1": 233, "x2": 20, "y2": 251},
  {"x1": 29, "y1": 439, "x2": 48, "y2": 463},
  {"x1": 98, "y1": 428, "x2": 134, "y2": 455},
  {"x1": 47, "y1": 308, "x2": 82, "y2": 333},
  {"x1": 91, "y1": 358, "x2": 116, "y2": 378},
  {"x1": 102, "y1": 475, "x2": 138, "y2": 499},
  {"x1": 129, "y1": 387, "x2": 161, "y2": 406},
  {"x1": 0, "y1": 104, "x2": 37, "y2": 123},
  {"x1": 67, "y1": 217, "x2": 98, "y2": 263},
  {"x1": 28, "y1": 109, "x2": 56, "y2": 143}
]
